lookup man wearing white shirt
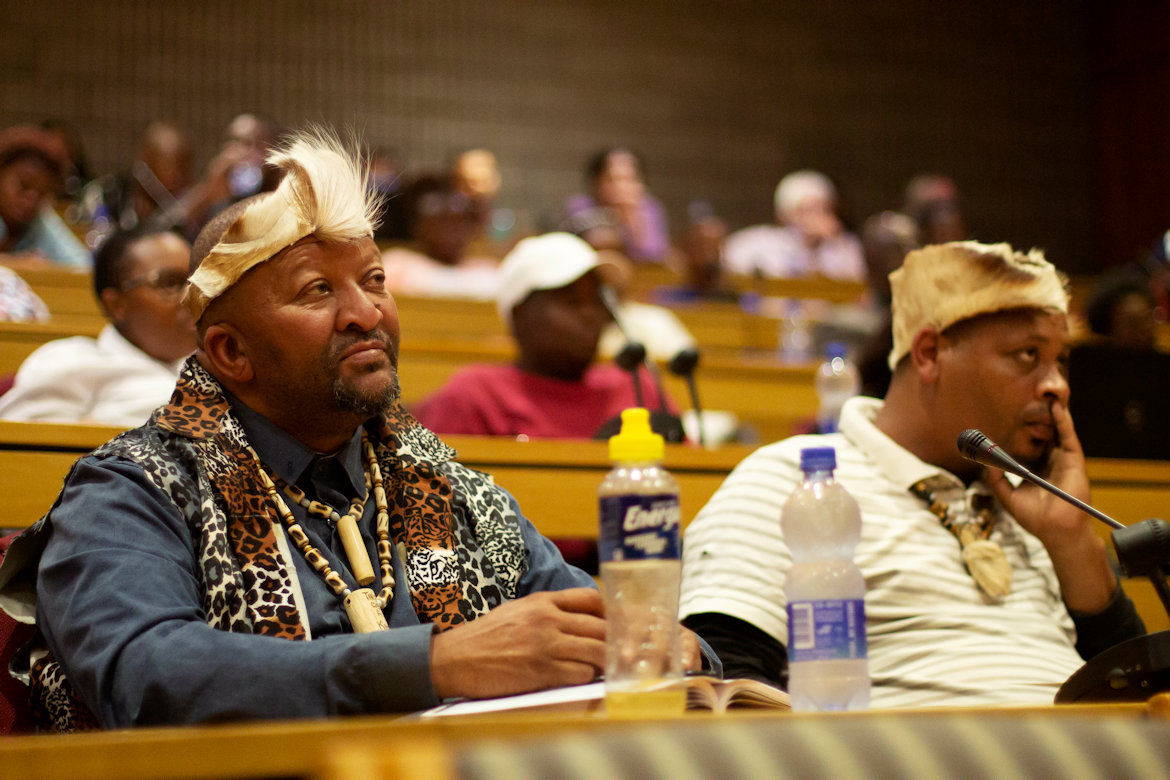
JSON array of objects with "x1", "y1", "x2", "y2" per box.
[
  {"x1": 681, "y1": 241, "x2": 1145, "y2": 707},
  {"x1": 723, "y1": 169, "x2": 866, "y2": 281},
  {"x1": 0, "y1": 228, "x2": 196, "y2": 426}
]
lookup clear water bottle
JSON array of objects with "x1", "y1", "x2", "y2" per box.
[
  {"x1": 782, "y1": 446, "x2": 869, "y2": 711},
  {"x1": 599, "y1": 407, "x2": 684, "y2": 717},
  {"x1": 815, "y1": 341, "x2": 860, "y2": 433},
  {"x1": 779, "y1": 299, "x2": 813, "y2": 363}
]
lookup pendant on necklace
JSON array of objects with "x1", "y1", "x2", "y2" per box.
[
  {"x1": 344, "y1": 587, "x2": 389, "y2": 632},
  {"x1": 337, "y1": 514, "x2": 375, "y2": 586},
  {"x1": 959, "y1": 534, "x2": 1012, "y2": 601}
]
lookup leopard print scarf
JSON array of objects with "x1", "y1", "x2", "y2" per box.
[{"x1": 24, "y1": 358, "x2": 528, "y2": 730}]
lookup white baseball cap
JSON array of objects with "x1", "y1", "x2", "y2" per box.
[{"x1": 496, "y1": 232, "x2": 622, "y2": 325}]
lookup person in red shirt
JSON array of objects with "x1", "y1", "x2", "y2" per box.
[{"x1": 414, "y1": 232, "x2": 676, "y2": 440}]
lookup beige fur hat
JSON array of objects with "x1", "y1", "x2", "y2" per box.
[
  {"x1": 888, "y1": 241, "x2": 1068, "y2": 369},
  {"x1": 184, "y1": 130, "x2": 379, "y2": 321}
]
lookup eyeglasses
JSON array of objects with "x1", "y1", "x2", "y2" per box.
[{"x1": 119, "y1": 269, "x2": 189, "y2": 300}]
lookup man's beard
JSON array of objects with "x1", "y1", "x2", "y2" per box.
[
  {"x1": 321, "y1": 331, "x2": 401, "y2": 418},
  {"x1": 331, "y1": 366, "x2": 400, "y2": 417}
]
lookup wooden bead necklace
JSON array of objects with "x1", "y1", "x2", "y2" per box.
[{"x1": 253, "y1": 433, "x2": 396, "y2": 633}]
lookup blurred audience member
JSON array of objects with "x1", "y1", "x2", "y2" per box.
[
  {"x1": 723, "y1": 170, "x2": 865, "y2": 281},
  {"x1": 860, "y1": 210, "x2": 918, "y2": 311},
  {"x1": 560, "y1": 207, "x2": 697, "y2": 361},
  {"x1": 675, "y1": 200, "x2": 736, "y2": 301},
  {"x1": 381, "y1": 174, "x2": 499, "y2": 299},
  {"x1": 452, "y1": 148, "x2": 503, "y2": 251},
  {"x1": 368, "y1": 146, "x2": 408, "y2": 241},
  {"x1": 103, "y1": 120, "x2": 195, "y2": 233},
  {"x1": 0, "y1": 125, "x2": 90, "y2": 268},
  {"x1": 1139, "y1": 230, "x2": 1170, "y2": 322},
  {"x1": 0, "y1": 227, "x2": 196, "y2": 425},
  {"x1": 414, "y1": 233, "x2": 675, "y2": 438},
  {"x1": 903, "y1": 173, "x2": 966, "y2": 245},
  {"x1": 186, "y1": 112, "x2": 284, "y2": 230},
  {"x1": 39, "y1": 118, "x2": 92, "y2": 199},
  {"x1": 564, "y1": 147, "x2": 670, "y2": 264},
  {"x1": 854, "y1": 211, "x2": 919, "y2": 399},
  {"x1": 1084, "y1": 272, "x2": 1157, "y2": 350},
  {"x1": 0, "y1": 267, "x2": 49, "y2": 322}
]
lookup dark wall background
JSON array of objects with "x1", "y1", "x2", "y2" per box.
[{"x1": 0, "y1": 0, "x2": 1164, "y2": 274}]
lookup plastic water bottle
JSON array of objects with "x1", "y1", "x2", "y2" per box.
[
  {"x1": 599, "y1": 407, "x2": 684, "y2": 717},
  {"x1": 782, "y1": 446, "x2": 869, "y2": 711},
  {"x1": 779, "y1": 299, "x2": 813, "y2": 363},
  {"x1": 815, "y1": 341, "x2": 860, "y2": 433}
]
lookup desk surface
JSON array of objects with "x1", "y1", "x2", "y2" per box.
[{"x1": 0, "y1": 697, "x2": 1165, "y2": 780}]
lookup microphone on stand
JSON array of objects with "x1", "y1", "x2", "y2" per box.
[
  {"x1": 956, "y1": 428, "x2": 1170, "y2": 702},
  {"x1": 613, "y1": 340, "x2": 647, "y2": 409},
  {"x1": 596, "y1": 285, "x2": 685, "y2": 442},
  {"x1": 601, "y1": 284, "x2": 647, "y2": 409},
  {"x1": 668, "y1": 347, "x2": 705, "y2": 447}
]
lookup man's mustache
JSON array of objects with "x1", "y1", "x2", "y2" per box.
[{"x1": 329, "y1": 330, "x2": 397, "y2": 368}]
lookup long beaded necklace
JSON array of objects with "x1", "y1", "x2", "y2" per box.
[{"x1": 253, "y1": 432, "x2": 397, "y2": 633}]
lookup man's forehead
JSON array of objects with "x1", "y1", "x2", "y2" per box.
[
  {"x1": 128, "y1": 232, "x2": 189, "y2": 265},
  {"x1": 266, "y1": 235, "x2": 378, "y2": 270},
  {"x1": 946, "y1": 307, "x2": 1069, "y2": 341}
]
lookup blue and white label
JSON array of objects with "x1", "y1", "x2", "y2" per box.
[
  {"x1": 787, "y1": 599, "x2": 867, "y2": 662},
  {"x1": 599, "y1": 494, "x2": 680, "y2": 562}
]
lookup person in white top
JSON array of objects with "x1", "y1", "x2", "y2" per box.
[
  {"x1": 0, "y1": 227, "x2": 196, "y2": 426},
  {"x1": 722, "y1": 169, "x2": 866, "y2": 282},
  {"x1": 680, "y1": 241, "x2": 1146, "y2": 708}
]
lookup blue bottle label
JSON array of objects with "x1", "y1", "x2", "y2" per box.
[
  {"x1": 786, "y1": 599, "x2": 867, "y2": 662},
  {"x1": 598, "y1": 493, "x2": 680, "y2": 562}
]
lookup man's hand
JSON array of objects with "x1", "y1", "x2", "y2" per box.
[
  {"x1": 429, "y1": 588, "x2": 605, "y2": 700},
  {"x1": 984, "y1": 400, "x2": 1090, "y2": 548},
  {"x1": 985, "y1": 400, "x2": 1117, "y2": 613}
]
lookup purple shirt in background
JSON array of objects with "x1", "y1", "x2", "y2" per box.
[{"x1": 563, "y1": 194, "x2": 671, "y2": 263}]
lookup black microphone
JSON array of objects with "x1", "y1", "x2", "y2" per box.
[
  {"x1": 668, "y1": 347, "x2": 705, "y2": 447},
  {"x1": 599, "y1": 283, "x2": 681, "y2": 435},
  {"x1": 598, "y1": 284, "x2": 647, "y2": 407},
  {"x1": 956, "y1": 429, "x2": 1124, "y2": 530},
  {"x1": 614, "y1": 342, "x2": 646, "y2": 409}
]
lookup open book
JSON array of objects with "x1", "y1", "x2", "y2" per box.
[
  {"x1": 686, "y1": 676, "x2": 790, "y2": 713},
  {"x1": 421, "y1": 677, "x2": 789, "y2": 717}
]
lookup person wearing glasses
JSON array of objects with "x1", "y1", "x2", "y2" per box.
[{"x1": 0, "y1": 226, "x2": 196, "y2": 425}]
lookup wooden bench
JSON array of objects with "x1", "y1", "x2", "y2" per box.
[
  {"x1": 625, "y1": 264, "x2": 869, "y2": 305},
  {"x1": 0, "y1": 422, "x2": 750, "y2": 539},
  {"x1": 14, "y1": 266, "x2": 102, "y2": 319}
]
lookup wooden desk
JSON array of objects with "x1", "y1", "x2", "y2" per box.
[{"x1": 0, "y1": 699, "x2": 1165, "y2": 780}]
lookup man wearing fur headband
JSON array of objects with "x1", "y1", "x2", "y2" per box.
[
  {"x1": 0, "y1": 131, "x2": 711, "y2": 731},
  {"x1": 680, "y1": 241, "x2": 1146, "y2": 708}
]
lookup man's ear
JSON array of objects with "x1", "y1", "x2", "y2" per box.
[
  {"x1": 909, "y1": 327, "x2": 943, "y2": 383},
  {"x1": 98, "y1": 288, "x2": 126, "y2": 323},
  {"x1": 200, "y1": 323, "x2": 253, "y2": 384}
]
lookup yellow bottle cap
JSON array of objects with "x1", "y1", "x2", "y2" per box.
[{"x1": 608, "y1": 407, "x2": 664, "y2": 462}]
